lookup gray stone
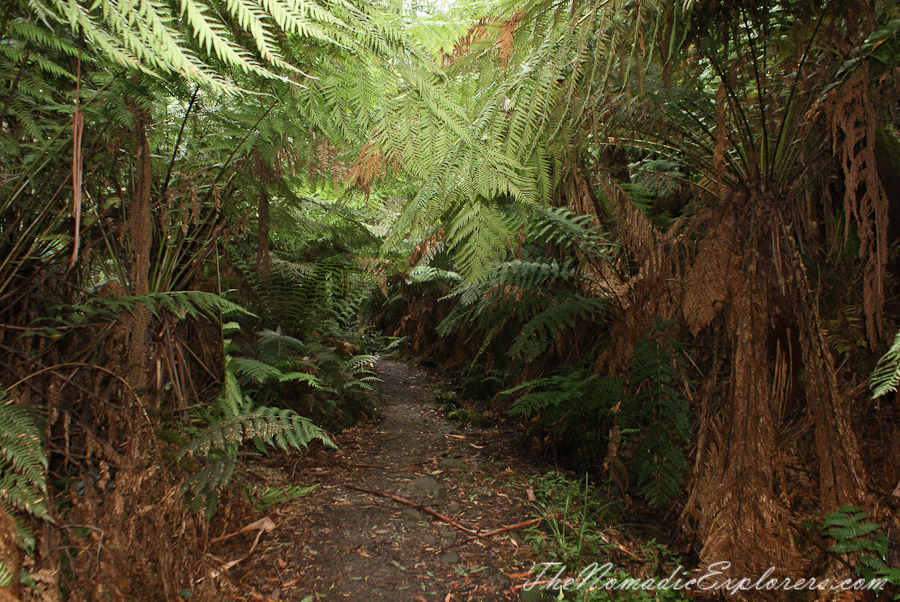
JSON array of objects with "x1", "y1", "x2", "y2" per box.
[
  {"x1": 519, "y1": 586, "x2": 556, "y2": 602},
  {"x1": 422, "y1": 533, "x2": 437, "y2": 545},
  {"x1": 401, "y1": 508, "x2": 425, "y2": 521},
  {"x1": 445, "y1": 502, "x2": 462, "y2": 514},
  {"x1": 408, "y1": 476, "x2": 442, "y2": 498},
  {"x1": 438, "y1": 458, "x2": 468, "y2": 470},
  {"x1": 439, "y1": 529, "x2": 457, "y2": 546},
  {"x1": 440, "y1": 551, "x2": 460, "y2": 565}
]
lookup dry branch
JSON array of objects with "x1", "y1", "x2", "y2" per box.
[
  {"x1": 344, "y1": 484, "x2": 541, "y2": 540},
  {"x1": 479, "y1": 518, "x2": 541, "y2": 538},
  {"x1": 344, "y1": 484, "x2": 478, "y2": 535}
]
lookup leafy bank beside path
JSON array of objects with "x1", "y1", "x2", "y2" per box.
[{"x1": 228, "y1": 360, "x2": 543, "y2": 601}]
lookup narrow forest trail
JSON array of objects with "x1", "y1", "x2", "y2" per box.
[{"x1": 230, "y1": 360, "x2": 545, "y2": 602}]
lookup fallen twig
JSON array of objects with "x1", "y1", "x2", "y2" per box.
[
  {"x1": 479, "y1": 517, "x2": 542, "y2": 538},
  {"x1": 210, "y1": 516, "x2": 276, "y2": 544},
  {"x1": 442, "y1": 517, "x2": 544, "y2": 553},
  {"x1": 205, "y1": 516, "x2": 277, "y2": 577},
  {"x1": 344, "y1": 484, "x2": 478, "y2": 535},
  {"x1": 344, "y1": 484, "x2": 543, "y2": 543}
]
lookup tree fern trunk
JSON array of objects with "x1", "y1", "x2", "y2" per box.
[
  {"x1": 125, "y1": 118, "x2": 153, "y2": 397},
  {"x1": 694, "y1": 197, "x2": 802, "y2": 579},
  {"x1": 256, "y1": 189, "x2": 271, "y2": 284},
  {"x1": 792, "y1": 260, "x2": 869, "y2": 512}
]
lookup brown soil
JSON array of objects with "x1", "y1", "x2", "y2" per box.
[{"x1": 224, "y1": 360, "x2": 541, "y2": 601}]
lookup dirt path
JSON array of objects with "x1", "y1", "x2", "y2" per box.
[{"x1": 230, "y1": 360, "x2": 541, "y2": 601}]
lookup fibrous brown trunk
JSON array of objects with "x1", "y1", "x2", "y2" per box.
[
  {"x1": 693, "y1": 193, "x2": 802, "y2": 586},
  {"x1": 256, "y1": 189, "x2": 271, "y2": 283},
  {"x1": 125, "y1": 119, "x2": 153, "y2": 396},
  {"x1": 686, "y1": 190, "x2": 869, "y2": 593}
]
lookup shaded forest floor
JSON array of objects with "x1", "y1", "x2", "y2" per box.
[{"x1": 217, "y1": 360, "x2": 546, "y2": 601}]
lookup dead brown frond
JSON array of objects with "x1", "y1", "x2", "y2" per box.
[
  {"x1": 450, "y1": 18, "x2": 497, "y2": 63},
  {"x1": 682, "y1": 217, "x2": 741, "y2": 337},
  {"x1": 347, "y1": 139, "x2": 401, "y2": 199},
  {"x1": 407, "y1": 228, "x2": 445, "y2": 267},
  {"x1": 496, "y1": 12, "x2": 523, "y2": 70},
  {"x1": 306, "y1": 138, "x2": 346, "y2": 186},
  {"x1": 828, "y1": 64, "x2": 890, "y2": 346}
]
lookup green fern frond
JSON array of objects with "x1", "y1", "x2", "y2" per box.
[
  {"x1": 345, "y1": 354, "x2": 378, "y2": 374},
  {"x1": 71, "y1": 290, "x2": 255, "y2": 323},
  {"x1": 822, "y1": 506, "x2": 899, "y2": 591},
  {"x1": 179, "y1": 455, "x2": 238, "y2": 517},
  {"x1": 0, "y1": 559, "x2": 11, "y2": 588},
  {"x1": 179, "y1": 405, "x2": 335, "y2": 458},
  {"x1": 527, "y1": 206, "x2": 611, "y2": 258},
  {"x1": 505, "y1": 371, "x2": 624, "y2": 419},
  {"x1": 510, "y1": 295, "x2": 605, "y2": 362},
  {"x1": 43, "y1": 0, "x2": 354, "y2": 92},
  {"x1": 0, "y1": 392, "x2": 50, "y2": 521},
  {"x1": 870, "y1": 330, "x2": 900, "y2": 398},
  {"x1": 622, "y1": 325, "x2": 690, "y2": 506},
  {"x1": 230, "y1": 356, "x2": 285, "y2": 384},
  {"x1": 256, "y1": 328, "x2": 306, "y2": 365},
  {"x1": 407, "y1": 265, "x2": 462, "y2": 285}
]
